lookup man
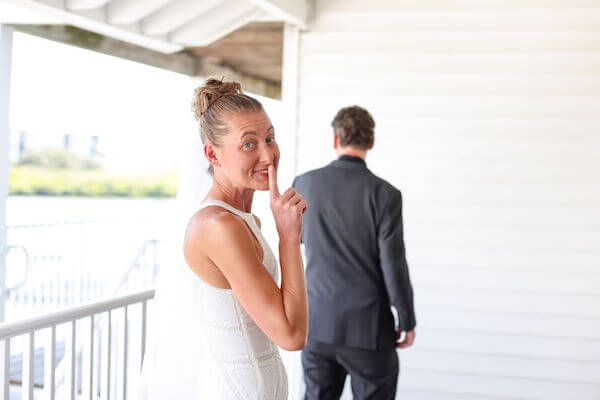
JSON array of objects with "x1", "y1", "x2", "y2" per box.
[{"x1": 293, "y1": 106, "x2": 416, "y2": 400}]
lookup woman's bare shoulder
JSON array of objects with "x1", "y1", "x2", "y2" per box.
[{"x1": 186, "y1": 206, "x2": 247, "y2": 245}]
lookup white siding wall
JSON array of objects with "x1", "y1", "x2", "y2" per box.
[{"x1": 293, "y1": 1, "x2": 600, "y2": 399}]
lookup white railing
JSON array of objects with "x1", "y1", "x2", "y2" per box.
[
  {"x1": 0, "y1": 289, "x2": 155, "y2": 400},
  {"x1": 5, "y1": 218, "x2": 163, "y2": 320}
]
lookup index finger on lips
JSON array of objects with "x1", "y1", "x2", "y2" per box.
[{"x1": 268, "y1": 165, "x2": 280, "y2": 199}]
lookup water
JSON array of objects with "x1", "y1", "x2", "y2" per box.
[{"x1": 6, "y1": 196, "x2": 176, "y2": 226}]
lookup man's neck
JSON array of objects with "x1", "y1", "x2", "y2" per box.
[{"x1": 336, "y1": 147, "x2": 367, "y2": 160}]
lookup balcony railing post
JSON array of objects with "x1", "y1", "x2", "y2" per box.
[
  {"x1": 141, "y1": 301, "x2": 147, "y2": 369},
  {"x1": 22, "y1": 332, "x2": 34, "y2": 400},
  {"x1": 69, "y1": 320, "x2": 77, "y2": 400},
  {"x1": 43, "y1": 325, "x2": 56, "y2": 400},
  {"x1": 0, "y1": 339, "x2": 9, "y2": 400},
  {"x1": 82, "y1": 315, "x2": 94, "y2": 400},
  {"x1": 89, "y1": 314, "x2": 94, "y2": 400},
  {"x1": 106, "y1": 310, "x2": 112, "y2": 400},
  {"x1": 123, "y1": 306, "x2": 128, "y2": 399}
]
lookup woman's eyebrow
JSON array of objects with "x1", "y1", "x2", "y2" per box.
[
  {"x1": 241, "y1": 130, "x2": 258, "y2": 138},
  {"x1": 240, "y1": 126, "x2": 274, "y2": 138}
]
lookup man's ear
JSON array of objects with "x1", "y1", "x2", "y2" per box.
[
  {"x1": 204, "y1": 143, "x2": 221, "y2": 168},
  {"x1": 368, "y1": 135, "x2": 375, "y2": 150},
  {"x1": 333, "y1": 132, "x2": 339, "y2": 150}
]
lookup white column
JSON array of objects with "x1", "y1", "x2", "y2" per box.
[
  {"x1": 0, "y1": 24, "x2": 14, "y2": 324},
  {"x1": 280, "y1": 23, "x2": 300, "y2": 187},
  {"x1": 278, "y1": 23, "x2": 305, "y2": 400},
  {"x1": 0, "y1": 24, "x2": 13, "y2": 400}
]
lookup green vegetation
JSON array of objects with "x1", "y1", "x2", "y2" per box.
[
  {"x1": 10, "y1": 167, "x2": 177, "y2": 197},
  {"x1": 10, "y1": 149, "x2": 177, "y2": 197}
]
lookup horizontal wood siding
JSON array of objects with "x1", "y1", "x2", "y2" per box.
[{"x1": 294, "y1": 1, "x2": 600, "y2": 398}]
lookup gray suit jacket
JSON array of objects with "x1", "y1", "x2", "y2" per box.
[{"x1": 293, "y1": 156, "x2": 416, "y2": 350}]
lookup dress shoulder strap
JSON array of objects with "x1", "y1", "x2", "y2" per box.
[{"x1": 198, "y1": 199, "x2": 257, "y2": 226}]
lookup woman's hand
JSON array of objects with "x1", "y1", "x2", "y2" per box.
[{"x1": 269, "y1": 165, "x2": 307, "y2": 242}]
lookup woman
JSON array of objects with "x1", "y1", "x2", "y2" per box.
[{"x1": 138, "y1": 78, "x2": 308, "y2": 399}]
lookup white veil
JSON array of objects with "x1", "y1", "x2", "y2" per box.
[{"x1": 137, "y1": 131, "x2": 213, "y2": 399}]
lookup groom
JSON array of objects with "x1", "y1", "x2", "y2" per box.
[{"x1": 293, "y1": 106, "x2": 416, "y2": 399}]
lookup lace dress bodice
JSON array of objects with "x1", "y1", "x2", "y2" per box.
[{"x1": 191, "y1": 200, "x2": 288, "y2": 399}]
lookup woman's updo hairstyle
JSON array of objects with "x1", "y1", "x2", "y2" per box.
[{"x1": 192, "y1": 77, "x2": 263, "y2": 174}]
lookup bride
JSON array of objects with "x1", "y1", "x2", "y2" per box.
[{"x1": 138, "y1": 78, "x2": 308, "y2": 399}]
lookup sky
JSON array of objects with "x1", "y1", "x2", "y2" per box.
[{"x1": 9, "y1": 32, "x2": 281, "y2": 174}]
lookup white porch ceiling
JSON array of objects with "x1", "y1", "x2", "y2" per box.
[{"x1": 0, "y1": 0, "x2": 308, "y2": 53}]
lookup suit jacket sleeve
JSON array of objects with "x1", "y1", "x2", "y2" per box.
[{"x1": 378, "y1": 189, "x2": 416, "y2": 331}]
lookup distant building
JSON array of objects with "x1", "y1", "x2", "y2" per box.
[{"x1": 9, "y1": 130, "x2": 103, "y2": 163}]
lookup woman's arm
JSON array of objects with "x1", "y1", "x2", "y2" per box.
[
  {"x1": 185, "y1": 166, "x2": 307, "y2": 350},
  {"x1": 269, "y1": 165, "x2": 308, "y2": 349}
]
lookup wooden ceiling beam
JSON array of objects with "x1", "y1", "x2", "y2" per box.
[
  {"x1": 246, "y1": 0, "x2": 308, "y2": 29},
  {"x1": 169, "y1": 0, "x2": 262, "y2": 46},
  {"x1": 10, "y1": 0, "x2": 182, "y2": 53},
  {"x1": 141, "y1": 0, "x2": 224, "y2": 36},
  {"x1": 197, "y1": 57, "x2": 281, "y2": 99},
  {"x1": 65, "y1": 0, "x2": 110, "y2": 11},
  {"x1": 15, "y1": 24, "x2": 195, "y2": 75},
  {"x1": 107, "y1": 0, "x2": 176, "y2": 25}
]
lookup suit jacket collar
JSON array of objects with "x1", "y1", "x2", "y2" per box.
[{"x1": 330, "y1": 155, "x2": 368, "y2": 170}]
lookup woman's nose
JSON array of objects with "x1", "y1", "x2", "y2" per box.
[{"x1": 260, "y1": 145, "x2": 275, "y2": 163}]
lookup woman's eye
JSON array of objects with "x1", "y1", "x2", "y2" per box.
[{"x1": 243, "y1": 142, "x2": 255, "y2": 150}]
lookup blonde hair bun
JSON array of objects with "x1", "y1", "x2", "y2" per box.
[{"x1": 191, "y1": 78, "x2": 242, "y2": 120}]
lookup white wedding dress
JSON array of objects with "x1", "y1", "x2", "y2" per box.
[
  {"x1": 192, "y1": 199, "x2": 288, "y2": 398},
  {"x1": 137, "y1": 124, "x2": 291, "y2": 399},
  {"x1": 138, "y1": 198, "x2": 288, "y2": 399}
]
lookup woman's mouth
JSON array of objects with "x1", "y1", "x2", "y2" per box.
[{"x1": 253, "y1": 168, "x2": 269, "y2": 179}]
